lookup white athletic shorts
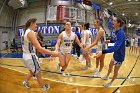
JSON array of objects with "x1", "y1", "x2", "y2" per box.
[
  {"x1": 60, "y1": 48, "x2": 71, "y2": 54},
  {"x1": 23, "y1": 53, "x2": 40, "y2": 74}
]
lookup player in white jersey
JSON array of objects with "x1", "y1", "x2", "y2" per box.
[
  {"x1": 84, "y1": 19, "x2": 107, "y2": 77},
  {"x1": 22, "y1": 18, "x2": 60, "y2": 91},
  {"x1": 79, "y1": 24, "x2": 86, "y2": 63},
  {"x1": 55, "y1": 22, "x2": 83, "y2": 76},
  {"x1": 134, "y1": 37, "x2": 138, "y2": 54},
  {"x1": 81, "y1": 23, "x2": 92, "y2": 70},
  {"x1": 129, "y1": 36, "x2": 135, "y2": 53}
]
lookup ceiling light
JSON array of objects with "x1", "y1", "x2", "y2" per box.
[
  {"x1": 135, "y1": 13, "x2": 138, "y2": 16},
  {"x1": 128, "y1": 0, "x2": 131, "y2": 1},
  {"x1": 109, "y1": 2, "x2": 113, "y2": 5},
  {"x1": 122, "y1": 13, "x2": 125, "y2": 16},
  {"x1": 135, "y1": 0, "x2": 138, "y2": 1}
]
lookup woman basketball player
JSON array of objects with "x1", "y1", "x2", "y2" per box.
[
  {"x1": 22, "y1": 18, "x2": 60, "y2": 90},
  {"x1": 55, "y1": 22, "x2": 83, "y2": 76},
  {"x1": 84, "y1": 19, "x2": 107, "y2": 77},
  {"x1": 81, "y1": 23, "x2": 92, "y2": 70}
]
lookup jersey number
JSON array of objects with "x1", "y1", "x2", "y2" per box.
[{"x1": 65, "y1": 43, "x2": 70, "y2": 46}]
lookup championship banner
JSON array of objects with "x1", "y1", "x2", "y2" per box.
[
  {"x1": 47, "y1": 5, "x2": 57, "y2": 21},
  {"x1": 81, "y1": 10, "x2": 85, "y2": 22},
  {"x1": 86, "y1": 11, "x2": 94, "y2": 24},
  {"x1": 57, "y1": 5, "x2": 69, "y2": 21},
  {"x1": 57, "y1": 5, "x2": 62, "y2": 21}
]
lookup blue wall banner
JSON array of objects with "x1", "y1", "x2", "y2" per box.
[
  {"x1": 74, "y1": 0, "x2": 82, "y2": 3},
  {"x1": 18, "y1": 26, "x2": 97, "y2": 36},
  {"x1": 92, "y1": 2, "x2": 101, "y2": 10}
]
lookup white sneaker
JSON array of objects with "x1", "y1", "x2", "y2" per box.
[
  {"x1": 88, "y1": 62, "x2": 92, "y2": 67},
  {"x1": 80, "y1": 59, "x2": 85, "y2": 63},
  {"x1": 42, "y1": 84, "x2": 50, "y2": 91},
  {"x1": 101, "y1": 76, "x2": 109, "y2": 80},
  {"x1": 82, "y1": 66, "x2": 88, "y2": 70},
  {"x1": 23, "y1": 80, "x2": 30, "y2": 89},
  {"x1": 104, "y1": 82, "x2": 112, "y2": 87},
  {"x1": 92, "y1": 68, "x2": 99, "y2": 73},
  {"x1": 93, "y1": 72, "x2": 101, "y2": 77},
  {"x1": 62, "y1": 72, "x2": 66, "y2": 77}
]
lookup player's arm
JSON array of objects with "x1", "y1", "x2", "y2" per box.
[
  {"x1": 55, "y1": 33, "x2": 62, "y2": 52},
  {"x1": 85, "y1": 30, "x2": 104, "y2": 50},
  {"x1": 27, "y1": 31, "x2": 59, "y2": 57}
]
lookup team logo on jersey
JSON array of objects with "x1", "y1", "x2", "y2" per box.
[{"x1": 64, "y1": 40, "x2": 73, "y2": 42}]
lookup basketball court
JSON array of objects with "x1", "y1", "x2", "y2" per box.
[
  {"x1": 0, "y1": 0, "x2": 140, "y2": 93},
  {"x1": 0, "y1": 48, "x2": 140, "y2": 93}
]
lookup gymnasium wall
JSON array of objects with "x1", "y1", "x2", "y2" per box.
[
  {"x1": 17, "y1": 0, "x2": 46, "y2": 26},
  {"x1": 0, "y1": 4, "x2": 15, "y2": 50}
]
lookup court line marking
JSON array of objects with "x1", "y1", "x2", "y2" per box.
[
  {"x1": 0, "y1": 65, "x2": 140, "y2": 88},
  {"x1": 113, "y1": 55, "x2": 140, "y2": 93},
  {"x1": 1, "y1": 63, "x2": 140, "y2": 79}
]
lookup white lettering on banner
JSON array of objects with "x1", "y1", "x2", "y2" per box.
[
  {"x1": 18, "y1": 26, "x2": 97, "y2": 36},
  {"x1": 38, "y1": 26, "x2": 60, "y2": 34},
  {"x1": 37, "y1": 26, "x2": 42, "y2": 31},
  {"x1": 89, "y1": 28, "x2": 97, "y2": 36},
  {"x1": 54, "y1": 26, "x2": 60, "y2": 33},
  {"x1": 42, "y1": 26, "x2": 47, "y2": 34},
  {"x1": 48, "y1": 26, "x2": 53, "y2": 33},
  {"x1": 18, "y1": 26, "x2": 60, "y2": 36}
]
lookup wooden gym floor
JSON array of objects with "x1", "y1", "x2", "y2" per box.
[{"x1": 0, "y1": 48, "x2": 140, "y2": 93}]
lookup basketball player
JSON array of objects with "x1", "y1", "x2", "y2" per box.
[
  {"x1": 55, "y1": 21, "x2": 83, "y2": 76},
  {"x1": 72, "y1": 26, "x2": 81, "y2": 59},
  {"x1": 81, "y1": 23, "x2": 92, "y2": 70},
  {"x1": 134, "y1": 36, "x2": 138, "y2": 54},
  {"x1": 79, "y1": 24, "x2": 85, "y2": 63},
  {"x1": 129, "y1": 36, "x2": 134, "y2": 53},
  {"x1": 84, "y1": 19, "x2": 107, "y2": 77},
  {"x1": 94, "y1": 17, "x2": 125, "y2": 87},
  {"x1": 22, "y1": 18, "x2": 60, "y2": 90}
]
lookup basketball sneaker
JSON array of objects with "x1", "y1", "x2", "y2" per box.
[
  {"x1": 101, "y1": 76, "x2": 109, "y2": 80},
  {"x1": 82, "y1": 66, "x2": 88, "y2": 70},
  {"x1": 42, "y1": 84, "x2": 50, "y2": 91},
  {"x1": 104, "y1": 82, "x2": 112, "y2": 87},
  {"x1": 23, "y1": 80, "x2": 30, "y2": 89},
  {"x1": 92, "y1": 68, "x2": 99, "y2": 73},
  {"x1": 93, "y1": 72, "x2": 101, "y2": 77}
]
